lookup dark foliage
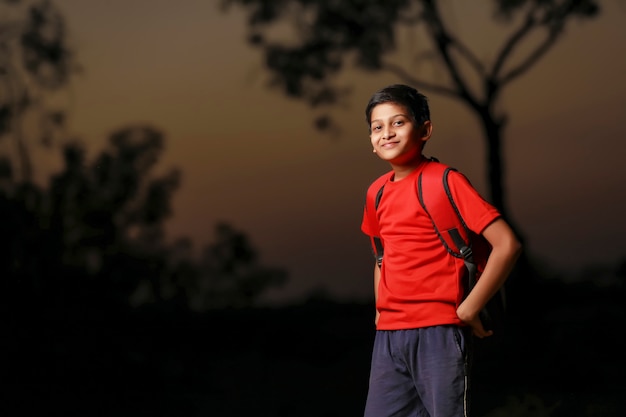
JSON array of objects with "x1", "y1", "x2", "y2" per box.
[
  {"x1": 0, "y1": 0, "x2": 80, "y2": 183},
  {"x1": 1, "y1": 126, "x2": 290, "y2": 415}
]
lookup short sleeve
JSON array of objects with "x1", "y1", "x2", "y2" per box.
[{"x1": 446, "y1": 170, "x2": 501, "y2": 234}]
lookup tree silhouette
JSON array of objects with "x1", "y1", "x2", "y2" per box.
[
  {"x1": 0, "y1": 0, "x2": 78, "y2": 182},
  {"x1": 190, "y1": 222, "x2": 288, "y2": 309},
  {"x1": 2, "y1": 123, "x2": 292, "y2": 413},
  {"x1": 1, "y1": 1, "x2": 288, "y2": 317},
  {"x1": 1, "y1": 126, "x2": 182, "y2": 318},
  {"x1": 1, "y1": 123, "x2": 288, "y2": 324},
  {"x1": 47, "y1": 126, "x2": 183, "y2": 305},
  {"x1": 220, "y1": 0, "x2": 599, "y2": 226}
]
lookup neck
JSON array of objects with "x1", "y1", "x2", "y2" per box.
[{"x1": 390, "y1": 155, "x2": 427, "y2": 181}]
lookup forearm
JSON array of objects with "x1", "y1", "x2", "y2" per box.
[
  {"x1": 458, "y1": 219, "x2": 522, "y2": 321},
  {"x1": 460, "y1": 244, "x2": 520, "y2": 319}
]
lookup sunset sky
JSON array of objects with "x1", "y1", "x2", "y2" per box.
[{"x1": 36, "y1": 0, "x2": 626, "y2": 303}]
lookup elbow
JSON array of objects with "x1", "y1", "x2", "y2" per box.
[{"x1": 511, "y1": 236, "x2": 523, "y2": 261}]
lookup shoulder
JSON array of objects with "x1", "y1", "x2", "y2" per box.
[
  {"x1": 418, "y1": 158, "x2": 456, "y2": 180},
  {"x1": 420, "y1": 158, "x2": 474, "y2": 188},
  {"x1": 366, "y1": 171, "x2": 393, "y2": 194},
  {"x1": 421, "y1": 159, "x2": 489, "y2": 205},
  {"x1": 445, "y1": 168, "x2": 479, "y2": 193}
]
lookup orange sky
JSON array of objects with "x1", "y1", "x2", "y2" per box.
[{"x1": 41, "y1": 0, "x2": 626, "y2": 303}]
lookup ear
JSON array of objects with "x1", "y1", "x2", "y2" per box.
[{"x1": 421, "y1": 121, "x2": 433, "y2": 142}]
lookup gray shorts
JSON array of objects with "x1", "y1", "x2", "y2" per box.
[{"x1": 364, "y1": 325, "x2": 471, "y2": 417}]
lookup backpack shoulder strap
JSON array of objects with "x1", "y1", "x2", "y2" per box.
[
  {"x1": 365, "y1": 172, "x2": 392, "y2": 267},
  {"x1": 417, "y1": 161, "x2": 478, "y2": 280}
]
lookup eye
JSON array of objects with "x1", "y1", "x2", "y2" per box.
[
  {"x1": 372, "y1": 124, "x2": 382, "y2": 131},
  {"x1": 393, "y1": 120, "x2": 404, "y2": 126}
]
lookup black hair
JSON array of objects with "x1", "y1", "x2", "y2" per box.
[{"x1": 365, "y1": 84, "x2": 430, "y2": 128}]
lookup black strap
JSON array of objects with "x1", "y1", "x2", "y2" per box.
[
  {"x1": 447, "y1": 229, "x2": 477, "y2": 289},
  {"x1": 417, "y1": 165, "x2": 478, "y2": 293},
  {"x1": 373, "y1": 185, "x2": 385, "y2": 267}
]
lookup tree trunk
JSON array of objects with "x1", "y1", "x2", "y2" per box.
[
  {"x1": 481, "y1": 111, "x2": 507, "y2": 220},
  {"x1": 475, "y1": 108, "x2": 539, "y2": 318}
]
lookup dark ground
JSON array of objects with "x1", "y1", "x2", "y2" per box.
[{"x1": 4, "y1": 281, "x2": 625, "y2": 417}]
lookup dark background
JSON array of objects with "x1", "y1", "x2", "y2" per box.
[{"x1": 2, "y1": 1, "x2": 626, "y2": 416}]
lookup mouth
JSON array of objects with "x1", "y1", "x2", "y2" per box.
[{"x1": 380, "y1": 141, "x2": 398, "y2": 149}]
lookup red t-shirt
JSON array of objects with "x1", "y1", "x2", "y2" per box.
[{"x1": 361, "y1": 160, "x2": 501, "y2": 330}]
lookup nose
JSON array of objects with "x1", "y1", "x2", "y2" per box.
[{"x1": 382, "y1": 126, "x2": 394, "y2": 140}]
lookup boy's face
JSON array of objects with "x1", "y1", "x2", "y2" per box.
[{"x1": 369, "y1": 102, "x2": 431, "y2": 167}]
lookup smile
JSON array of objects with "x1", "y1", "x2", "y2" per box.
[{"x1": 381, "y1": 142, "x2": 398, "y2": 149}]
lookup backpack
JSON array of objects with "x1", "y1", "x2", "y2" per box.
[{"x1": 365, "y1": 158, "x2": 506, "y2": 332}]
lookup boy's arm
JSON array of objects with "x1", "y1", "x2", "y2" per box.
[
  {"x1": 456, "y1": 218, "x2": 522, "y2": 338},
  {"x1": 374, "y1": 262, "x2": 380, "y2": 325}
]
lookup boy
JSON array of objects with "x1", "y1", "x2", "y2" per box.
[{"x1": 361, "y1": 84, "x2": 521, "y2": 417}]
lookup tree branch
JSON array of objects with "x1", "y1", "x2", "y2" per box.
[
  {"x1": 491, "y1": 2, "x2": 585, "y2": 88},
  {"x1": 381, "y1": 61, "x2": 459, "y2": 99},
  {"x1": 420, "y1": 0, "x2": 480, "y2": 107},
  {"x1": 500, "y1": 5, "x2": 574, "y2": 86},
  {"x1": 499, "y1": 29, "x2": 560, "y2": 86},
  {"x1": 490, "y1": 6, "x2": 539, "y2": 82}
]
